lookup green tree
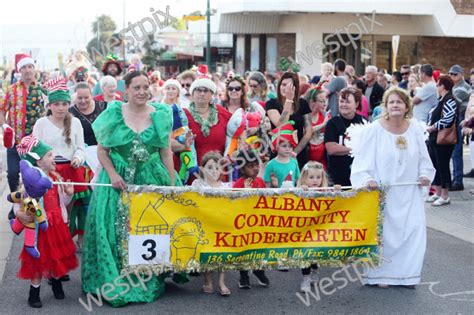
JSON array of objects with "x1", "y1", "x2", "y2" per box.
[
  {"x1": 87, "y1": 15, "x2": 118, "y2": 68},
  {"x1": 142, "y1": 34, "x2": 163, "y2": 70}
]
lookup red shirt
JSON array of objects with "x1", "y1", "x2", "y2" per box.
[
  {"x1": 184, "y1": 105, "x2": 231, "y2": 165},
  {"x1": 232, "y1": 177, "x2": 266, "y2": 188}
]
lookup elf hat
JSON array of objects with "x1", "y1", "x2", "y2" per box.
[
  {"x1": 15, "y1": 54, "x2": 35, "y2": 72},
  {"x1": 17, "y1": 135, "x2": 52, "y2": 166},
  {"x1": 190, "y1": 75, "x2": 217, "y2": 95},
  {"x1": 44, "y1": 77, "x2": 71, "y2": 104},
  {"x1": 271, "y1": 121, "x2": 298, "y2": 150}
]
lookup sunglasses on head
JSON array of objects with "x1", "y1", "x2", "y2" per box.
[{"x1": 228, "y1": 86, "x2": 242, "y2": 92}]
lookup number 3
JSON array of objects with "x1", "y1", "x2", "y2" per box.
[{"x1": 142, "y1": 239, "x2": 157, "y2": 261}]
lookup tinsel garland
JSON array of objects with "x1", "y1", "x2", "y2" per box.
[
  {"x1": 118, "y1": 183, "x2": 386, "y2": 274},
  {"x1": 188, "y1": 102, "x2": 218, "y2": 137}
]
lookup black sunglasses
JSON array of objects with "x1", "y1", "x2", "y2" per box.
[
  {"x1": 228, "y1": 86, "x2": 242, "y2": 92},
  {"x1": 448, "y1": 72, "x2": 459, "y2": 76},
  {"x1": 195, "y1": 87, "x2": 210, "y2": 93},
  {"x1": 183, "y1": 83, "x2": 192, "y2": 88},
  {"x1": 401, "y1": 72, "x2": 410, "y2": 76}
]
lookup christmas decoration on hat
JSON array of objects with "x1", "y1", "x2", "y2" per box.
[
  {"x1": 15, "y1": 53, "x2": 35, "y2": 72},
  {"x1": 101, "y1": 53, "x2": 123, "y2": 75},
  {"x1": 44, "y1": 77, "x2": 71, "y2": 104},
  {"x1": 17, "y1": 135, "x2": 53, "y2": 166},
  {"x1": 197, "y1": 64, "x2": 210, "y2": 78},
  {"x1": 2, "y1": 124, "x2": 15, "y2": 148},
  {"x1": 271, "y1": 120, "x2": 298, "y2": 150},
  {"x1": 189, "y1": 75, "x2": 217, "y2": 95},
  {"x1": 279, "y1": 57, "x2": 300, "y2": 73}
]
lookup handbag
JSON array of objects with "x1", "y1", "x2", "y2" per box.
[{"x1": 436, "y1": 118, "x2": 457, "y2": 145}]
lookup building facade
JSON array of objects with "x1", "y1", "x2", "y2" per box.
[{"x1": 218, "y1": 0, "x2": 474, "y2": 76}]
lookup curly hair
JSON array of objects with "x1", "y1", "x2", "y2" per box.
[{"x1": 380, "y1": 86, "x2": 413, "y2": 120}]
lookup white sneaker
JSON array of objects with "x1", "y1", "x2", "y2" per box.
[
  {"x1": 432, "y1": 197, "x2": 450, "y2": 206},
  {"x1": 426, "y1": 194, "x2": 440, "y2": 202},
  {"x1": 300, "y1": 276, "x2": 312, "y2": 292},
  {"x1": 310, "y1": 270, "x2": 319, "y2": 283}
]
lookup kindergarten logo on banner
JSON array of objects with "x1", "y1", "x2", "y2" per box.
[{"x1": 121, "y1": 187, "x2": 383, "y2": 272}]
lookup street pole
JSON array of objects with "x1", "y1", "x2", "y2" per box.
[{"x1": 206, "y1": 0, "x2": 211, "y2": 70}]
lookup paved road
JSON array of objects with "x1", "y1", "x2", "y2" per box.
[{"x1": 0, "y1": 228, "x2": 473, "y2": 314}]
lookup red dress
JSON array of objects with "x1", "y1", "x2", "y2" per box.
[
  {"x1": 184, "y1": 105, "x2": 231, "y2": 165},
  {"x1": 18, "y1": 176, "x2": 78, "y2": 280},
  {"x1": 308, "y1": 112, "x2": 330, "y2": 169}
]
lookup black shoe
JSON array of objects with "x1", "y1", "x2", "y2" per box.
[
  {"x1": 463, "y1": 170, "x2": 474, "y2": 178},
  {"x1": 238, "y1": 271, "x2": 251, "y2": 289},
  {"x1": 449, "y1": 183, "x2": 464, "y2": 191},
  {"x1": 253, "y1": 270, "x2": 270, "y2": 287},
  {"x1": 48, "y1": 274, "x2": 70, "y2": 285},
  {"x1": 28, "y1": 285, "x2": 42, "y2": 308},
  {"x1": 51, "y1": 278, "x2": 65, "y2": 299}
]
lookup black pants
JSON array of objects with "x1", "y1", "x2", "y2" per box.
[
  {"x1": 428, "y1": 140, "x2": 454, "y2": 189},
  {"x1": 301, "y1": 264, "x2": 318, "y2": 275}
]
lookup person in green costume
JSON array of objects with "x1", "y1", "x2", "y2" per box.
[{"x1": 81, "y1": 71, "x2": 183, "y2": 307}]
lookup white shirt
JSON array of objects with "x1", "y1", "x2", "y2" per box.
[{"x1": 33, "y1": 116, "x2": 86, "y2": 164}]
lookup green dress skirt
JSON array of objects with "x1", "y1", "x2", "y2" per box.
[{"x1": 82, "y1": 101, "x2": 181, "y2": 307}]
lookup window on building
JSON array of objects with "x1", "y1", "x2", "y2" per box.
[
  {"x1": 266, "y1": 37, "x2": 277, "y2": 74},
  {"x1": 251, "y1": 37, "x2": 260, "y2": 71},
  {"x1": 235, "y1": 35, "x2": 245, "y2": 76}
]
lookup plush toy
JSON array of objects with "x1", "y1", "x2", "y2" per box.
[
  {"x1": 8, "y1": 160, "x2": 53, "y2": 258},
  {"x1": 172, "y1": 104, "x2": 199, "y2": 182}
]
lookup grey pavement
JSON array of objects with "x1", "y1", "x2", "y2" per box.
[{"x1": 0, "y1": 135, "x2": 473, "y2": 314}]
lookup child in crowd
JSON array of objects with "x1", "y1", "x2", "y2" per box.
[
  {"x1": 232, "y1": 149, "x2": 270, "y2": 288},
  {"x1": 33, "y1": 77, "x2": 89, "y2": 251},
  {"x1": 14, "y1": 135, "x2": 78, "y2": 308},
  {"x1": 297, "y1": 161, "x2": 341, "y2": 292},
  {"x1": 263, "y1": 122, "x2": 300, "y2": 187},
  {"x1": 192, "y1": 151, "x2": 231, "y2": 296}
]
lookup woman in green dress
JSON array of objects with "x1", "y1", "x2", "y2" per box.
[{"x1": 82, "y1": 71, "x2": 180, "y2": 306}]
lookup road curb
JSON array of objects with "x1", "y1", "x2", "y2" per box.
[{"x1": 426, "y1": 212, "x2": 474, "y2": 244}]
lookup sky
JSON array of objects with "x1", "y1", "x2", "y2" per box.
[{"x1": 0, "y1": 0, "x2": 218, "y2": 70}]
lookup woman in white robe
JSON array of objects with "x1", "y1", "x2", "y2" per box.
[{"x1": 350, "y1": 87, "x2": 435, "y2": 288}]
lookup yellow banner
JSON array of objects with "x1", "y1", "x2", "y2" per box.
[{"x1": 124, "y1": 187, "x2": 383, "y2": 272}]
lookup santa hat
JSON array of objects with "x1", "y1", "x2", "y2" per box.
[
  {"x1": 271, "y1": 121, "x2": 298, "y2": 150},
  {"x1": 15, "y1": 54, "x2": 35, "y2": 72},
  {"x1": 433, "y1": 70, "x2": 441, "y2": 82},
  {"x1": 190, "y1": 75, "x2": 217, "y2": 95},
  {"x1": 2, "y1": 124, "x2": 15, "y2": 148},
  {"x1": 281, "y1": 171, "x2": 295, "y2": 188},
  {"x1": 44, "y1": 77, "x2": 71, "y2": 104},
  {"x1": 163, "y1": 79, "x2": 182, "y2": 94},
  {"x1": 17, "y1": 135, "x2": 52, "y2": 166},
  {"x1": 127, "y1": 65, "x2": 137, "y2": 73}
]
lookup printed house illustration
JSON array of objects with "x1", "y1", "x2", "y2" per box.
[{"x1": 135, "y1": 200, "x2": 169, "y2": 235}]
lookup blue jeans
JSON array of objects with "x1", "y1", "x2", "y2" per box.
[
  {"x1": 6, "y1": 145, "x2": 20, "y2": 192},
  {"x1": 451, "y1": 112, "x2": 465, "y2": 185}
]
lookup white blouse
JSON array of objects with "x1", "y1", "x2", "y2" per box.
[{"x1": 33, "y1": 116, "x2": 86, "y2": 164}]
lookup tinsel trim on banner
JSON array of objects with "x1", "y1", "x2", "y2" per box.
[{"x1": 116, "y1": 184, "x2": 386, "y2": 273}]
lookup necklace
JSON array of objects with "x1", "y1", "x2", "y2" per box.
[{"x1": 189, "y1": 102, "x2": 218, "y2": 137}]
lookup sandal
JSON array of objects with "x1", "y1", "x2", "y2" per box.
[
  {"x1": 219, "y1": 286, "x2": 231, "y2": 296},
  {"x1": 202, "y1": 284, "x2": 214, "y2": 294}
]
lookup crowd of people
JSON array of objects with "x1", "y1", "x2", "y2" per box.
[{"x1": 1, "y1": 50, "x2": 473, "y2": 307}]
